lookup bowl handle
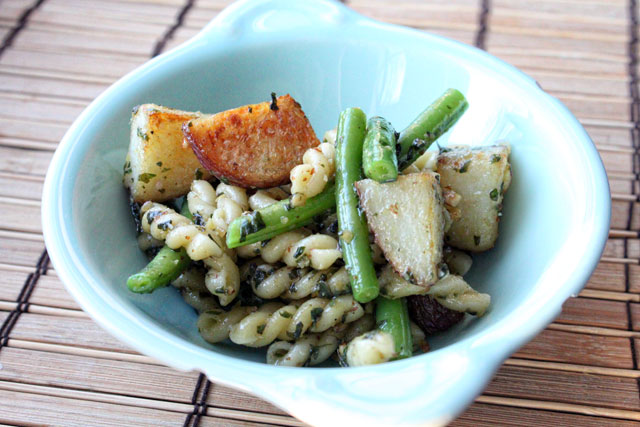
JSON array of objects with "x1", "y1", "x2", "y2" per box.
[
  {"x1": 194, "y1": 0, "x2": 364, "y2": 40},
  {"x1": 239, "y1": 348, "x2": 503, "y2": 427}
]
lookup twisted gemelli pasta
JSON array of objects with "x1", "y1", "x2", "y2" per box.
[
  {"x1": 341, "y1": 330, "x2": 396, "y2": 367},
  {"x1": 248, "y1": 187, "x2": 289, "y2": 210},
  {"x1": 238, "y1": 231, "x2": 342, "y2": 270},
  {"x1": 197, "y1": 306, "x2": 257, "y2": 344},
  {"x1": 136, "y1": 232, "x2": 164, "y2": 252},
  {"x1": 187, "y1": 180, "x2": 248, "y2": 236},
  {"x1": 290, "y1": 142, "x2": 336, "y2": 207},
  {"x1": 203, "y1": 253, "x2": 240, "y2": 306},
  {"x1": 140, "y1": 202, "x2": 224, "y2": 260},
  {"x1": 427, "y1": 274, "x2": 490, "y2": 316},
  {"x1": 266, "y1": 314, "x2": 376, "y2": 367},
  {"x1": 240, "y1": 260, "x2": 351, "y2": 300},
  {"x1": 227, "y1": 295, "x2": 364, "y2": 347},
  {"x1": 181, "y1": 288, "x2": 221, "y2": 313},
  {"x1": 266, "y1": 330, "x2": 341, "y2": 367}
]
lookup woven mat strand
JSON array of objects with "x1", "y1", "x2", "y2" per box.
[{"x1": 0, "y1": 0, "x2": 639, "y2": 425}]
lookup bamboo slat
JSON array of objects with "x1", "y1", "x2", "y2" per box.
[
  {"x1": 11, "y1": 313, "x2": 135, "y2": 353},
  {"x1": 0, "y1": 198, "x2": 41, "y2": 234},
  {"x1": 0, "y1": 347, "x2": 199, "y2": 403},
  {"x1": 514, "y1": 329, "x2": 634, "y2": 368},
  {"x1": 0, "y1": 266, "x2": 29, "y2": 302},
  {"x1": 586, "y1": 262, "x2": 626, "y2": 292},
  {"x1": 29, "y1": 273, "x2": 83, "y2": 311},
  {"x1": 485, "y1": 365, "x2": 640, "y2": 411},
  {"x1": 0, "y1": 389, "x2": 187, "y2": 427},
  {"x1": 0, "y1": 237, "x2": 44, "y2": 268},
  {"x1": 0, "y1": 70, "x2": 109, "y2": 101},
  {"x1": 453, "y1": 402, "x2": 638, "y2": 427},
  {"x1": 556, "y1": 298, "x2": 629, "y2": 329}
]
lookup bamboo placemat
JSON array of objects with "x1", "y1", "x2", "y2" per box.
[{"x1": 0, "y1": 0, "x2": 639, "y2": 425}]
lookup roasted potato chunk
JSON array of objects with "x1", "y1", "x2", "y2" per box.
[
  {"x1": 437, "y1": 144, "x2": 511, "y2": 251},
  {"x1": 124, "y1": 104, "x2": 212, "y2": 203},
  {"x1": 355, "y1": 172, "x2": 445, "y2": 287},
  {"x1": 183, "y1": 94, "x2": 320, "y2": 188}
]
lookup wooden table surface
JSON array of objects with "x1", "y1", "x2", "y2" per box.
[{"x1": 1, "y1": 0, "x2": 639, "y2": 425}]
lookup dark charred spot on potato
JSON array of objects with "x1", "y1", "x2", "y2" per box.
[
  {"x1": 248, "y1": 106, "x2": 253, "y2": 113},
  {"x1": 229, "y1": 113, "x2": 241, "y2": 127},
  {"x1": 270, "y1": 92, "x2": 279, "y2": 111},
  {"x1": 408, "y1": 295, "x2": 464, "y2": 335}
]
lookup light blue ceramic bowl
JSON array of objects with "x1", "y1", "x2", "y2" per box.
[{"x1": 42, "y1": 0, "x2": 610, "y2": 425}]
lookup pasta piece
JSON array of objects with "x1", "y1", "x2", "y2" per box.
[
  {"x1": 290, "y1": 142, "x2": 336, "y2": 207},
  {"x1": 339, "y1": 330, "x2": 396, "y2": 367},
  {"x1": 427, "y1": 274, "x2": 490, "y2": 316},
  {"x1": 238, "y1": 231, "x2": 342, "y2": 271},
  {"x1": 266, "y1": 330, "x2": 341, "y2": 367},
  {"x1": 226, "y1": 296, "x2": 364, "y2": 347},
  {"x1": 181, "y1": 288, "x2": 221, "y2": 314},
  {"x1": 203, "y1": 253, "x2": 240, "y2": 306},
  {"x1": 240, "y1": 260, "x2": 351, "y2": 300},
  {"x1": 443, "y1": 247, "x2": 473, "y2": 276},
  {"x1": 136, "y1": 232, "x2": 164, "y2": 252},
  {"x1": 187, "y1": 180, "x2": 248, "y2": 236},
  {"x1": 248, "y1": 187, "x2": 289, "y2": 210},
  {"x1": 140, "y1": 202, "x2": 224, "y2": 260},
  {"x1": 197, "y1": 306, "x2": 257, "y2": 343},
  {"x1": 266, "y1": 314, "x2": 376, "y2": 366}
]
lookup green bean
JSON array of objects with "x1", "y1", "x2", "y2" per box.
[
  {"x1": 376, "y1": 296, "x2": 413, "y2": 359},
  {"x1": 363, "y1": 116, "x2": 398, "y2": 182},
  {"x1": 226, "y1": 182, "x2": 336, "y2": 248},
  {"x1": 126, "y1": 199, "x2": 192, "y2": 293},
  {"x1": 335, "y1": 107, "x2": 379, "y2": 303},
  {"x1": 397, "y1": 88, "x2": 468, "y2": 170}
]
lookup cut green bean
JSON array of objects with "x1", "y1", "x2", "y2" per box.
[
  {"x1": 226, "y1": 182, "x2": 337, "y2": 248},
  {"x1": 363, "y1": 116, "x2": 398, "y2": 183},
  {"x1": 335, "y1": 107, "x2": 379, "y2": 303},
  {"x1": 397, "y1": 88, "x2": 468, "y2": 170},
  {"x1": 376, "y1": 296, "x2": 413, "y2": 359},
  {"x1": 126, "y1": 199, "x2": 192, "y2": 293}
]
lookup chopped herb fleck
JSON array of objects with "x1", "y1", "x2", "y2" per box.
[
  {"x1": 156, "y1": 161, "x2": 163, "y2": 167},
  {"x1": 239, "y1": 211, "x2": 266, "y2": 242},
  {"x1": 220, "y1": 177, "x2": 230, "y2": 185},
  {"x1": 293, "y1": 322, "x2": 303, "y2": 340},
  {"x1": 138, "y1": 173, "x2": 156, "y2": 183},
  {"x1": 136, "y1": 127, "x2": 148, "y2": 141},
  {"x1": 458, "y1": 160, "x2": 471, "y2": 173},
  {"x1": 489, "y1": 188, "x2": 499, "y2": 201},
  {"x1": 256, "y1": 324, "x2": 266, "y2": 335},
  {"x1": 274, "y1": 348, "x2": 288, "y2": 358},
  {"x1": 161, "y1": 167, "x2": 171, "y2": 173},
  {"x1": 293, "y1": 246, "x2": 306, "y2": 259},
  {"x1": 310, "y1": 307, "x2": 323, "y2": 326},
  {"x1": 279, "y1": 310, "x2": 292, "y2": 318},
  {"x1": 491, "y1": 154, "x2": 501, "y2": 163}
]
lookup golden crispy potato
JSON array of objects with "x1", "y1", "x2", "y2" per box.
[
  {"x1": 183, "y1": 94, "x2": 320, "y2": 188},
  {"x1": 124, "y1": 104, "x2": 212, "y2": 203}
]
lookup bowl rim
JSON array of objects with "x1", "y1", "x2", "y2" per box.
[{"x1": 41, "y1": 0, "x2": 612, "y2": 425}]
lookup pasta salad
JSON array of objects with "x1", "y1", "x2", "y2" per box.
[{"x1": 124, "y1": 90, "x2": 511, "y2": 367}]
